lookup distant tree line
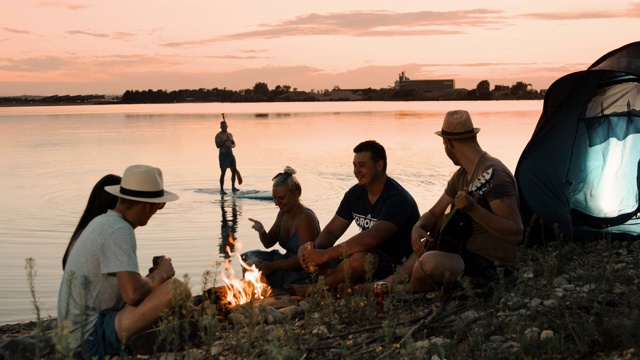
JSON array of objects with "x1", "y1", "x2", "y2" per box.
[
  {"x1": 0, "y1": 94, "x2": 107, "y2": 105},
  {"x1": 119, "y1": 80, "x2": 543, "y2": 103},
  {"x1": 0, "y1": 80, "x2": 544, "y2": 106}
]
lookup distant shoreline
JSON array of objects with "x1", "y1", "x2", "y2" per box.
[
  {"x1": 0, "y1": 84, "x2": 546, "y2": 108},
  {"x1": 0, "y1": 98, "x2": 543, "y2": 109}
]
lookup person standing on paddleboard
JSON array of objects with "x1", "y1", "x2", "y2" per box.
[{"x1": 215, "y1": 116, "x2": 242, "y2": 195}]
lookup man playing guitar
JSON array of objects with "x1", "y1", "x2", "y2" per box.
[{"x1": 378, "y1": 110, "x2": 523, "y2": 294}]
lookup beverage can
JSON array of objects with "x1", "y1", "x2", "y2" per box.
[
  {"x1": 374, "y1": 281, "x2": 389, "y2": 313},
  {"x1": 153, "y1": 255, "x2": 165, "y2": 267}
]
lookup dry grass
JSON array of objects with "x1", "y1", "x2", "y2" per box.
[{"x1": 3, "y1": 233, "x2": 640, "y2": 359}]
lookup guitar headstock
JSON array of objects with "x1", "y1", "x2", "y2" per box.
[{"x1": 468, "y1": 168, "x2": 494, "y2": 194}]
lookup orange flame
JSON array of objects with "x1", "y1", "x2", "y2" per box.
[{"x1": 220, "y1": 232, "x2": 272, "y2": 307}]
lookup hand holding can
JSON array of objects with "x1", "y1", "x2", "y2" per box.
[
  {"x1": 149, "y1": 255, "x2": 165, "y2": 274},
  {"x1": 304, "y1": 242, "x2": 316, "y2": 273}
]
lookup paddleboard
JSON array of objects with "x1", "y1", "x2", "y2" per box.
[
  {"x1": 194, "y1": 188, "x2": 272, "y2": 200},
  {"x1": 231, "y1": 190, "x2": 272, "y2": 200}
]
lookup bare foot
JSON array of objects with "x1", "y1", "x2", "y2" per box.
[
  {"x1": 220, "y1": 189, "x2": 227, "y2": 195},
  {"x1": 285, "y1": 284, "x2": 311, "y2": 297}
]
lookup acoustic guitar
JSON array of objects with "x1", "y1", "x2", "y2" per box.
[{"x1": 429, "y1": 168, "x2": 494, "y2": 253}]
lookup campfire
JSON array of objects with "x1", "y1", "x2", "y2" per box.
[{"x1": 218, "y1": 233, "x2": 272, "y2": 308}]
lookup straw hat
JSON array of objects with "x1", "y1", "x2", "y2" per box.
[
  {"x1": 435, "y1": 110, "x2": 480, "y2": 139},
  {"x1": 105, "y1": 165, "x2": 179, "y2": 203}
]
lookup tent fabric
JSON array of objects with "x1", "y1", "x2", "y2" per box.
[{"x1": 515, "y1": 42, "x2": 640, "y2": 240}]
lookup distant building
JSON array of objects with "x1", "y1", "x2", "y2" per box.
[{"x1": 394, "y1": 71, "x2": 455, "y2": 92}]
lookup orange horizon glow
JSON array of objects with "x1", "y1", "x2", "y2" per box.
[{"x1": 1, "y1": 1, "x2": 638, "y2": 96}]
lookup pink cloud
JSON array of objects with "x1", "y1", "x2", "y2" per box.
[
  {"x1": 160, "y1": 9, "x2": 507, "y2": 48},
  {"x1": 522, "y1": 3, "x2": 640, "y2": 20}
]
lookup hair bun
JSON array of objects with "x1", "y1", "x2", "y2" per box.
[{"x1": 283, "y1": 166, "x2": 297, "y2": 175}]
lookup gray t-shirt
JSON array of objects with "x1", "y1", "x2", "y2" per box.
[{"x1": 57, "y1": 210, "x2": 139, "y2": 348}]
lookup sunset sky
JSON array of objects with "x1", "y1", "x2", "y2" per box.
[{"x1": 1, "y1": 1, "x2": 638, "y2": 96}]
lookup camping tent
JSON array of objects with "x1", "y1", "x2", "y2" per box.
[{"x1": 515, "y1": 41, "x2": 640, "y2": 240}]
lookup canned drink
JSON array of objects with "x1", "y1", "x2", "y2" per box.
[
  {"x1": 304, "y1": 242, "x2": 316, "y2": 273},
  {"x1": 149, "y1": 255, "x2": 165, "y2": 274},
  {"x1": 374, "y1": 281, "x2": 389, "y2": 313},
  {"x1": 152, "y1": 255, "x2": 165, "y2": 267}
]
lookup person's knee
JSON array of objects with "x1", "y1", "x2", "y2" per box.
[
  {"x1": 413, "y1": 253, "x2": 461, "y2": 282},
  {"x1": 413, "y1": 253, "x2": 439, "y2": 279},
  {"x1": 169, "y1": 278, "x2": 191, "y2": 302},
  {"x1": 343, "y1": 252, "x2": 376, "y2": 278},
  {"x1": 156, "y1": 278, "x2": 191, "y2": 305}
]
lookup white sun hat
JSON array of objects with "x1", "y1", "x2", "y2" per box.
[{"x1": 105, "y1": 164, "x2": 179, "y2": 203}]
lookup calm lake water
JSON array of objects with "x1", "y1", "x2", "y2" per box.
[{"x1": 0, "y1": 100, "x2": 542, "y2": 324}]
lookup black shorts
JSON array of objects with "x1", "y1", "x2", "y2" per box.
[
  {"x1": 371, "y1": 249, "x2": 405, "y2": 280},
  {"x1": 219, "y1": 152, "x2": 236, "y2": 170},
  {"x1": 460, "y1": 249, "x2": 513, "y2": 289}
]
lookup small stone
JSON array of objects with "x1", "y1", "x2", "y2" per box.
[
  {"x1": 312, "y1": 325, "x2": 329, "y2": 337},
  {"x1": 460, "y1": 309, "x2": 481, "y2": 321},
  {"x1": 561, "y1": 284, "x2": 576, "y2": 291},
  {"x1": 279, "y1": 305, "x2": 304, "y2": 318},
  {"x1": 298, "y1": 300, "x2": 311, "y2": 312},
  {"x1": 580, "y1": 283, "x2": 596, "y2": 292},
  {"x1": 227, "y1": 313, "x2": 247, "y2": 327},
  {"x1": 552, "y1": 276, "x2": 568, "y2": 287},
  {"x1": 501, "y1": 341, "x2": 521, "y2": 352},
  {"x1": 265, "y1": 306, "x2": 284, "y2": 324},
  {"x1": 540, "y1": 330, "x2": 554, "y2": 340},
  {"x1": 186, "y1": 349, "x2": 203, "y2": 359},
  {"x1": 529, "y1": 298, "x2": 542, "y2": 309},
  {"x1": 614, "y1": 263, "x2": 627, "y2": 271},
  {"x1": 428, "y1": 337, "x2": 450, "y2": 347},
  {"x1": 553, "y1": 288, "x2": 565, "y2": 298},
  {"x1": 615, "y1": 248, "x2": 628, "y2": 256},
  {"x1": 524, "y1": 327, "x2": 540, "y2": 340},
  {"x1": 613, "y1": 283, "x2": 626, "y2": 294},
  {"x1": 210, "y1": 346, "x2": 224, "y2": 357},
  {"x1": 489, "y1": 335, "x2": 505, "y2": 343}
]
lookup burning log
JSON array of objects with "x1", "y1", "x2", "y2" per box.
[{"x1": 193, "y1": 232, "x2": 274, "y2": 316}]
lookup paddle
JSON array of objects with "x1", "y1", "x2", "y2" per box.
[{"x1": 221, "y1": 113, "x2": 243, "y2": 185}]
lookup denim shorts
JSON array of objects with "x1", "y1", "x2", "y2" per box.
[{"x1": 75, "y1": 310, "x2": 121, "y2": 358}]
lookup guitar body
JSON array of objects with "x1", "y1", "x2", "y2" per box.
[
  {"x1": 432, "y1": 210, "x2": 473, "y2": 253},
  {"x1": 428, "y1": 168, "x2": 494, "y2": 254}
]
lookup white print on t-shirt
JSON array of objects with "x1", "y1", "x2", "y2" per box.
[{"x1": 353, "y1": 213, "x2": 377, "y2": 230}]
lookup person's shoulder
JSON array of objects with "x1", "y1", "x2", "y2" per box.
[
  {"x1": 381, "y1": 177, "x2": 417, "y2": 206},
  {"x1": 385, "y1": 177, "x2": 413, "y2": 196},
  {"x1": 298, "y1": 207, "x2": 320, "y2": 224},
  {"x1": 345, "y1": 183, "x2": 366, "y2": 196}
]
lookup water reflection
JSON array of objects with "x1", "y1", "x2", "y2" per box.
[{"x1": 219, "y1": 195, "x2": 238, "y2": 260}]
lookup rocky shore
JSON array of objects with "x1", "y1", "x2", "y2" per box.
[{"x1": 2, "y1": 238, "x2": 639, "y2": 359}]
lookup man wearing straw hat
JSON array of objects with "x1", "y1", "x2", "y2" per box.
[
  {"x1": 57, "y1": 164, "x2": 190, "y2": 357},
  {"x1": 377, "y1": 110, "x2": 523, "y2": 294}
]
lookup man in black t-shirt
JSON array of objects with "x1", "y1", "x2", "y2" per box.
[{"x1": 288, "y1": 140, "x2": 420, "y2": 295}]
